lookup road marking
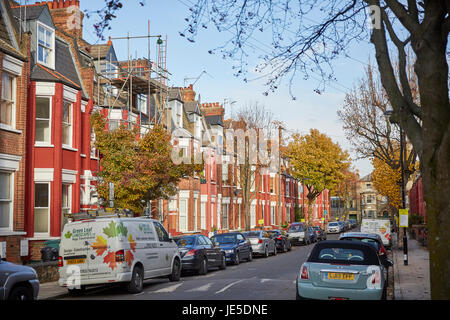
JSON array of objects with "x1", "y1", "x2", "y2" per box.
[
  {"x1": 260, "y1": 279, "x2": 272, "y2": 283},
  {"x1": 215, "y1": 280, "x2": 244, "y2": 294},
  {"x1": 187, "y1": 283, "x2": 213, "y2": 292},
  {"x1": 152, "y1": 282, "x2": 184, "y2": 293}
]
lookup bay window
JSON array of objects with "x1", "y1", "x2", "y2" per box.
[
  {"x1": 62, "y1": 101, "x2": 72, "y2": 147},
  {"x1": 0, "y1": 73, "x2": 15, "y2": 128},
  {"x1": 35, "y1": 97, "x2": 51, "y2": 144},
  {"x1": 0, "y1": 172, "x2": 13, "y2": 230},
  {"x1": 34, "y1": 183, "x2": 50, "y2": 234}
]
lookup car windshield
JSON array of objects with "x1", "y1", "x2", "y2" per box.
[
  {"x1": 313, "y1": 226, "x2": 320, "y2": 230},
  {"x1": 267, "y1": 231, "x2": 280, "y2": 236},
  {"x1": 212, "y1": 234, "x2": 237, "y2": 244},
  {"x1": 288, "y1": 225, "x2": 303, "y2": 232},
  {"x1": 244, "y1": 231, "x2": 261, "y2": 238},
  {"x1": 175, "y1": 236, "x2": 196, "y2": 247},
  {"x1": 318, "y1": 248, "x2": 365, "y2": 262},
  {"x1": 342, "y1": 237, "x2": 380, "y2": 250}
]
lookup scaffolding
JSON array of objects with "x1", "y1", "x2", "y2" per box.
[{"x1": 94, "y1": 21, "x2": 170, "y2": 134}]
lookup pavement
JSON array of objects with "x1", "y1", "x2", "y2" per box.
[
  {"x1": 391, "y1": 231, "x2": 431, "y2": 300},
  {"x1": 37, "y1": 231, "x2": 431, "y2": 300}
]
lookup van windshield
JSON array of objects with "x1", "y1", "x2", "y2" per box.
[
  {"x1": 328, "y1": 222, "x2": 338, "y2": 226},
  {"x1": 288, "y1": 224, "x2": 303, "y2": 232}
]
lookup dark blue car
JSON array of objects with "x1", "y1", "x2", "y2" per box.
[
  {"x1": 308, "y1": 226, "x2": 317, "y2": 243},
  {"x1": 210, "y1": 232, "x2": 253, "y2": 265}
]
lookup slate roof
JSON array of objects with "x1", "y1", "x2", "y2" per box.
[
  {"x1": 204, "y1": 115, "x2": 223, "y2": 126},
  {"x1": 90, "y1": 44, "x2": 111, "y2": 60},
  {"x1": 11, "y1": 4, "x2": 46, "y2": 21}
]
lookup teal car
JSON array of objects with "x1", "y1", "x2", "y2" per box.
[{"x1": 296, "y1": 240, "x2": 388, "y2": 300}]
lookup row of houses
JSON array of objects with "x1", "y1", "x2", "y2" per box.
[{"x1": 0, "y1": 0, "x2": 331, "y2": 263}]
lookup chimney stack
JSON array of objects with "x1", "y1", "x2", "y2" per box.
[{"x1": 42, "y1": 0, "x2": 83, "y2": 39}]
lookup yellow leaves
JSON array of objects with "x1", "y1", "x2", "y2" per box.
[
  {"x1": 91, "y1": 236, "x2": 108, "y2": 256},
  {"x1": 371, "y1": 157, "x2": 401, "y2": 209}
]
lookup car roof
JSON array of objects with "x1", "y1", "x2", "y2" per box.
[
  {"x1": 308, "y1": 240, "x2": 380, "y2": 264},
  {"x1": 340, "y1": 232, "x2": 381, "y2": 240}
]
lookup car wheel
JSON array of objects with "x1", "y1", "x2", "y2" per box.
[
  {"x1": 168, "y1": 258, "x2": 181, "y2": 282},
  {"x1": 127, "y1": 265, "x2": 144, "y2": 293},
  {"x1": 247, "y1": 250, "x2": 253, "y2": 262},
  {"x1": 273, "y1": 245, "x2": 278, "y2": 256},
  {"x1": 381, "y1": 284, "x2": 387, "y2": 300},
  {"x1": 233, "y1": 252, "x2": 240, "y2": 265},
  {"x1": 198, "y1": 257, "x2": 208, "y2": 275},
  {"x1": 264, "y1": 246, "x2": 269, "y2": 258},
  {"x1": 67, "y1": 285, "x2": 86, "y2": 297},
  {"x1": 288, "y1": 242, "x2": 292, "y2": 251},
  {"x1": 219, "y1": 254, "x2": 227, "y2": 270},
  {"x1": 8, "y1": 286, "x2": 34, "y2": 300},
  {"x1": 282, "y1": 242, "x2": 287, "y2": 253}
]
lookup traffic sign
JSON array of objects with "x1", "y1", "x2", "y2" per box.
[{"x1": 399, "y1": 209, "x2": 409, "y2": 227}]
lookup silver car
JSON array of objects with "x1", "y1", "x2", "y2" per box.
[
  {"x1": 327, "y1": 222, "x2": 341, "y2": 234},
  {"x1": 0, "y1": 255, "x2": 40, "y2": 300},
  {"x1": 296, "y1": 240, "x2": 389, "y2": 300},
  {"x1": 286, "y1": 222, "x2": 311, "y2": 245},
  {"x1": 243, "y1": 230, "x2": 277, "y2": 258}
]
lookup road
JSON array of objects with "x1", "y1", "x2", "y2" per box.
[{"x1": 59, "y1": 233, "x2": 341, "y2": 300}]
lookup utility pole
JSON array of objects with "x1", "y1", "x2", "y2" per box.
[{"x1": 278, "y1": 125, "x2": 282, "y2": 227}]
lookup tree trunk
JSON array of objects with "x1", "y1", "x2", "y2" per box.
[{"x1": 411, "y1": 7, "x2": 450, "y2": 299}]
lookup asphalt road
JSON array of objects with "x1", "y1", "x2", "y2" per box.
[{"x1": 60, "y1": 233, "x2": 341, "y2": 300}]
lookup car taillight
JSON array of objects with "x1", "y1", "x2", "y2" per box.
[
  {"x1": 115, "y1": 250, "x2": 125, "y2": 262},
  {"x1": 58, "y1": 256, "x2": 63, "y2": 267},
  {"x1": 258, "y1": 239, "x2": 263, "y2": 244},
  {"x1": 300, "y1": 264, "x2": 309, "y2": 280},
  {"x1": 371, "y1": 269, "x2": 381, "y2": 285},
  {"x1": 185, "y1": 249, "x2": 197, "y2": 256},
  {"x1": 277, "y1": 236, "x2": 283, "y2": 240}
]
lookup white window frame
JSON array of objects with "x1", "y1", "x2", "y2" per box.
[
  {"x1": 222, "y1": 203, "x2": 229, "y2": 230},
  {"x1": 179, "y1": 198, "x2": 188, "y2": 232},
  {"x1": 37, "y1": 22, "x2": 55, "y2": 69},
  {"x1": 271, "y1": 205, "x2": 276, "y2": 225},
  {"x1": 200, "y1": 201, "x2": 206, "y2": 230},
  {"x1": 0, "y1": 171, "x2": 14, "y2": 232},
  {"x1": 35, "y1": 96, "x2": 52, "y2": 146},
  {"x1": 0, "y1": 72, "x2": 16, "y2": 130},
  {"x1": 34, "y1": 182, "x2": 51, "y2": 237},
  {"x1": 61, "y1": 184, "x2": 72, "y2": 232},
  {"x1": 62, "y1": 101, "x2": 73, "y2": 148}
]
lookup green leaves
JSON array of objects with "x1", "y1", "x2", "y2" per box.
[{"x1": 103, "y1": 221, "x2": 128, "y2": 238}]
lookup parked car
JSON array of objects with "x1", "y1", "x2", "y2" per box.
[
  {"x1": 338, "y1": 221, "x2": 346, "y2": 232},
  {"x1": 312, "y1": 226, "x2": 327, "y2": 241},
  {"x1": 266, "y1": 229, "x2": 292, "y2": 252},
  {"x1": 307, "y1": 227, "x2": 317, "y2": 243},
  {"x1": 59, "y1": 217, "x2": 181, "y2": 295},
  {"x1": 174, "y1": 234, "x2": 226, "y2": 275},
  {"x1": 326, "y1": 222, "x2": 341, "y2": 234},
  {"x1": 339, "y1": 232, "x2": 393, "y2": 274},
  {"x1": 0, "y1": 255, "x2": 40, "y2": 300},
  {"x1": 348, "y1": 219, "x2": 357, "y2": 229},
  {"x1": 286, "y1": 222, "x2": 311, "y2": 245},
  {"x1": 243, "y1": 230, "x2": 277, "y2": 258},
  {"x1": 296, "y1": 240, "x2": 391, "y2": 300},
  {"x1": 210, "y1": 232, "x2": 253, "y2": 265}
]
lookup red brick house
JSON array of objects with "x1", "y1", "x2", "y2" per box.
[{"x1": 0, "y1": 0, "x2": 30, "y2": 262}]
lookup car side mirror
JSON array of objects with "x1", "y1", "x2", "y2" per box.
[{"x1": 386, "y1": 259, "x2": 394, "y2": 267}]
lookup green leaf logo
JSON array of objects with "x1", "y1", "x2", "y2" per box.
[
  {"x1": 103, "y1": 221, "x2": 119, "y2": 238},
  {"x1": 65, "y1": 231, "x2": 72, "y2": 239}
]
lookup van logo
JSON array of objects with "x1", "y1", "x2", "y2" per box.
[
  {"x1": 165, "y1": 254, "x2": 169, "y2": 261},
  {"x1": 65, "y1": 231, "x2": 72, "y2": 239}
]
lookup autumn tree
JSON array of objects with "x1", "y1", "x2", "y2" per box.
[
  {"x1": 338, "y1": 63, "x2": 418, "y2": 183},
  {"x1": 91, "y1": 112, "x2": 201, "y2": 214},
  {"x1": 332, "y1": 167, "x2": 360, "y2": 221},
  {"x1": 227, "y1": 102, "x2": 279, "y2": 231},
  {"x1": 285, "y1": 129, "x2": 351, "y2": 226},
  {"x1": 372, "y1": 157, "x2": 402, "y2": 210}
]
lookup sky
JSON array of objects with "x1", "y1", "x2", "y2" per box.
[{"x1": 80, "y1": 0, "x2": 375, "y2": 178}]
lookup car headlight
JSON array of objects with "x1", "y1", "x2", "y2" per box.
[{"x1": 225, "y1": 250, "x2": 234, "y2": 254}]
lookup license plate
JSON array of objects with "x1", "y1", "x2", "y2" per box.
[
  {"x1": 327, "y1": 272, "x2": 354, "y2": 280},
  {"x1": 66, "y1": 258, "x2": 86, "y2": 265}
]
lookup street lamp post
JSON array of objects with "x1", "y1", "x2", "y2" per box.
[{"x1": 385, "y1": 109, "x2": 408, "y2": 266}]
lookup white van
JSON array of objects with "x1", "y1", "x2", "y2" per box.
[
  {"x1": 58, "y1": 217, "x2": 181, "y2": 295},
  {"x1": 360, "y1": 219, "x2": 392, "y2": 248}
]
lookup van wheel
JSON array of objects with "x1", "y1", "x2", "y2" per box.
[
  {"x1": 127, "y1": 266, "x2": 144, "y2": 293},
  {"x1": 169, "y1": 259, "x2": 181, "y2": 282},
  {"x1": 67, "y1": 286, "x2": 86, "y2": 297},
  {"x1": 8, "y1": 286, "x2": 33, "y2": 300},
  {"x1": 198, "y1": 257, "x2": 208, "y2": 275}
]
